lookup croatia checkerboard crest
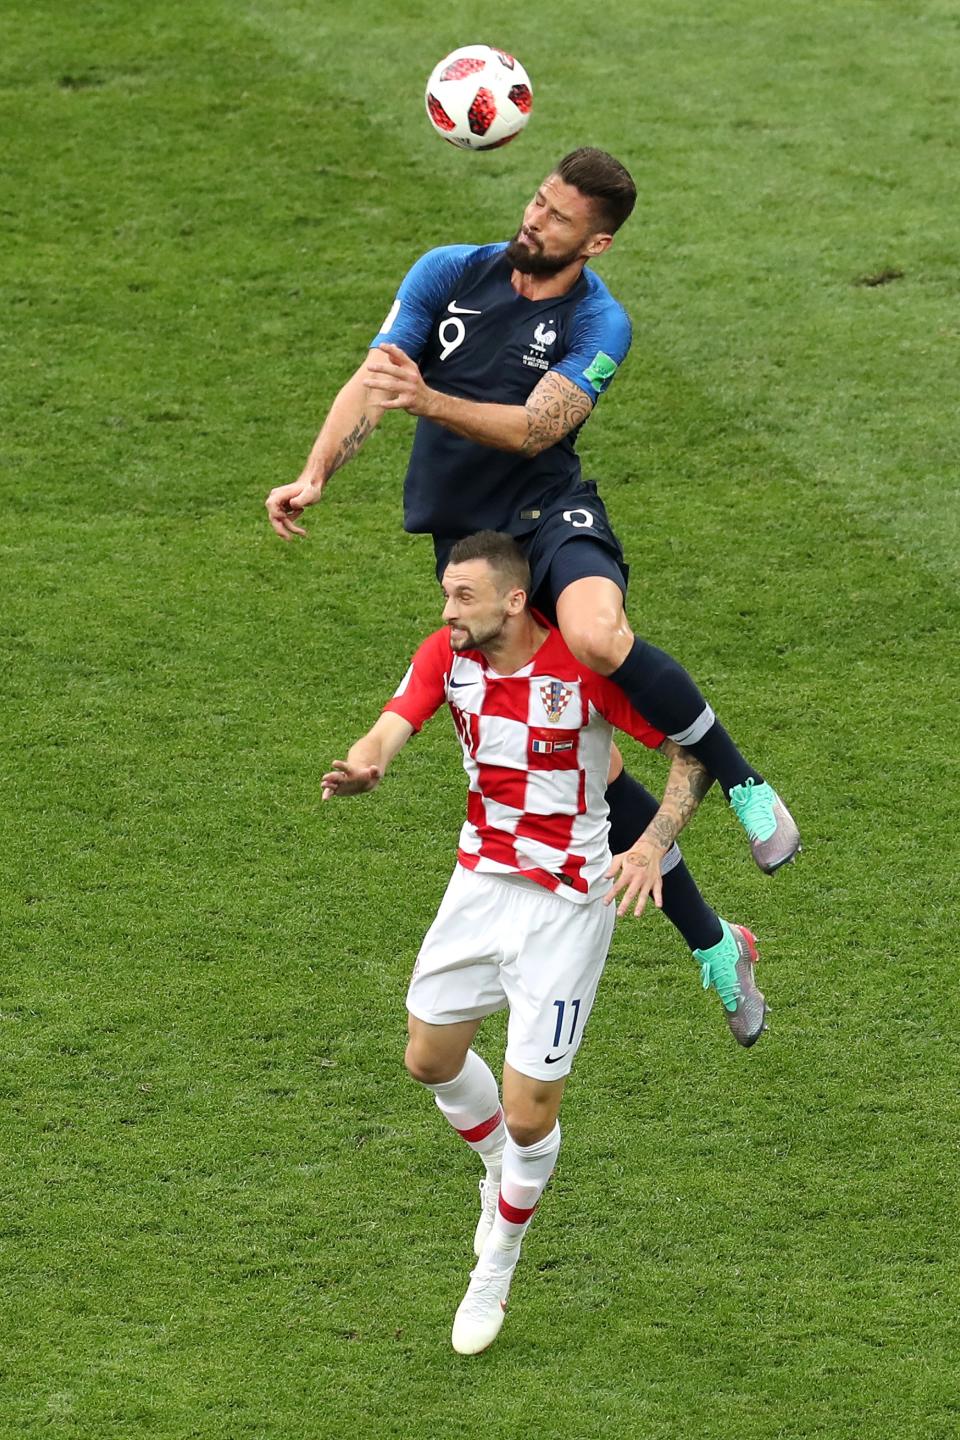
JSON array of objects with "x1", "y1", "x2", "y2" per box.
[{"x1": 540, "y1": 681, "x2": 572, "y2": 724}]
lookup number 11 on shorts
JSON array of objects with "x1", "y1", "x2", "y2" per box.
[{"x1": 551, "y1": 997, "x2": 582, "y2": 1049}]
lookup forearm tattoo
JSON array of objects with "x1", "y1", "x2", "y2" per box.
[
  {"x1": 646, "y1": 755, "x2": 713, "y2": 851},
  {"x1": 329, "y1": 415, "x2": 373, "y2": 475},
  {"x1": 521, "y1": 373, "x2": 593, "y2": 457},
  {"x1": 629, "y1": 812, "x2": 677, "y2": 860}
]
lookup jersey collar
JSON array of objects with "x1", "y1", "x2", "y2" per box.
[{"x1": 462, "y1": 613, "x2": 566, "y2": 679}]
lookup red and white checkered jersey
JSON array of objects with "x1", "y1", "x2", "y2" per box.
[{"x1": 384, "y1": 621, "x2": 665, "y2": 904}]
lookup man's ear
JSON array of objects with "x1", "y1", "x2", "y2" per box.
[{"x1": 584, "y1": 232, "x2": 614, "y2": 259}]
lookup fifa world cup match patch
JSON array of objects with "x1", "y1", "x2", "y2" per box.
[{"x1": 582, "y1": 351, "x2": 618, "y2": 394}]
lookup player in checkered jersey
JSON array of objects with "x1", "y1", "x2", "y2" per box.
[
  {"x1": 267, "y1": 147, "x2": 800, "y2": 878},
  {"x1": 322, "y1": 531, "x2": 765, "y2": 1356}
]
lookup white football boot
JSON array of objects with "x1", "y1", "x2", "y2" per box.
[{"x1": 451, "y1": 1242, "x2": 518, "y2": 1355}]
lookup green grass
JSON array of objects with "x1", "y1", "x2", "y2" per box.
[{"x1": 2, "y1": 1, "x2": 958, "y2": 1435}]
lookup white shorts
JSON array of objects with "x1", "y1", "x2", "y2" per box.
[{"x1": 406, "y1": 865, "x2": 616, "y2": 1081}]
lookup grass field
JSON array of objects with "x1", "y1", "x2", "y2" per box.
[{"x1": 2, "y1": 1, "x2": 958, "y2": 1435}]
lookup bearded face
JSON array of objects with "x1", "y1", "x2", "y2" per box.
[{"x1": 504, "y1": 227, "x2": 585, "y2": 276}]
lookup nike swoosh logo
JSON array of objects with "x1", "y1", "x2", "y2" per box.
[
  {"x1": 449, "y1": 679, "x2": 474, "y2": 688},
  {"x1": 447, "y1": 301, "x2": 482, "y2": 315},
  {"x1": 543, "y1": 1051, "x2": 570, "y2": 1065}
]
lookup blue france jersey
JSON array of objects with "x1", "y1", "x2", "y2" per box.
[{"x1": 369, "y1": 243, "x2": 631, "y2": 538}]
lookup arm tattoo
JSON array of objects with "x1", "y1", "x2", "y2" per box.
[
  {"x1": 647, "y1": 750, "x2": 714, "y2": 849},
  {"x1": 329, "y1": 415, "x2": 373, "y2": 476},
  {"x1": 521, "y1": 372, "x2": 593, "y2": 457},
  {"x1": 637, "y1": 813, "x2": 677, "y2": 855},
  {"x1": 684, "y1": 762, "x2": 714, "y2": 806}
]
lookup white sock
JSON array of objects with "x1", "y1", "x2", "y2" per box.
[
  {"x1": 426, "y1": 1050, "x2": 505, "y2": 1176},
  {"x1": 490, "y1": 1122, "x2": 561, "y2": 1252}
]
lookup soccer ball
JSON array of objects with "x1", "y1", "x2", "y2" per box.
[{"x1": 425, "y1": 45, "x2": 533, "y2": 151}]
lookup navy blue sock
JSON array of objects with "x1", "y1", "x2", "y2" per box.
[
  {"x1": 606, "y1": 770, "x2": 723, "y2": 952},
  {"x1": 609, "y1": 639, "x2": 763, "y2": 797}
]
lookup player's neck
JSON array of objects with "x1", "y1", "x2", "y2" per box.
[
  {"x1": 510, "y1": 260, "x2": 586, "y2": 301},
  {"x1": 480, "y1": 612, "x2": 550, "y2": 675}
]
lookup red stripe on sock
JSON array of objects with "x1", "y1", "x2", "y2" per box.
[
  {"x1": 498, "y1": 1195, "x2": 538, "y2": 1226},
  {"x1": 456, "y1": 1108, "x2": 503, "y2": 1144}
]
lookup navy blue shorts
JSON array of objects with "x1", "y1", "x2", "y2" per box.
[{"x1": 432, "y1": 480, "x2": 628, "y2": 623}]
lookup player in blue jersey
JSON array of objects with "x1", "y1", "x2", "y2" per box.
[{"x1": 266, "y1": 148, "x2": 799, "y2": 998}]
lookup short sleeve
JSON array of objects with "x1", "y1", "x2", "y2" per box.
[
  {"x1": 382, "y1": 629, "x2": 452, "y2": 732},
  {"x1": 584, "y1": 672, "x2": 665, "y2": 750},
  {"x1": 369, "y1": 245, "x2": 485, "y2": 360},
  {"x1": 550, "y1": 273, "x2": 632, "y2": 404}
]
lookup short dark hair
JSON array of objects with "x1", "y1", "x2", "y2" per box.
[
  {"x1": 446, "y1": 531, "x2": 531, "y2": 595},
  {"x1": 555, "y1": 147, "x2": 636, "y2": 233}
]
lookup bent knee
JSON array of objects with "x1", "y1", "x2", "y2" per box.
[
  {"x1": 562, "y1": 616, "x2": 632, "y2": 674},
  {"x1": 404, "y1": 1040, "x2": 460, "y2": 1087},
  {"x1": 503, "y1": 1108, "x2": 554, "y2": 1150}
]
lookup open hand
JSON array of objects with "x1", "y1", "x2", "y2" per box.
[
  {"x1": 321, "y1": 760, "x2": 383, "y2": 800},
  {"x1": 603, "y1": 839, "x2": 666, "y2": 918},
  {"x1": 362, "y1": 343, "x2": 434, "y2": 415}
]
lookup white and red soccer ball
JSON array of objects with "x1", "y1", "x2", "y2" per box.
[{"x1": 425, "y1": 45, "x2": 533, "y2": 150}]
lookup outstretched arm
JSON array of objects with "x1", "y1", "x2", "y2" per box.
[
  {"x1": 362, "y1": 343, "x2": 593, "y2": 457},
  {"x1": 604, "y1": 740, "x2": 715, "y2": 918},
  {"x1": 266, "y1": 367, "x2": 387, "y2": 541},
  {"x1": 321, "y1": 712, "x2": 415, "y2": 800}
]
